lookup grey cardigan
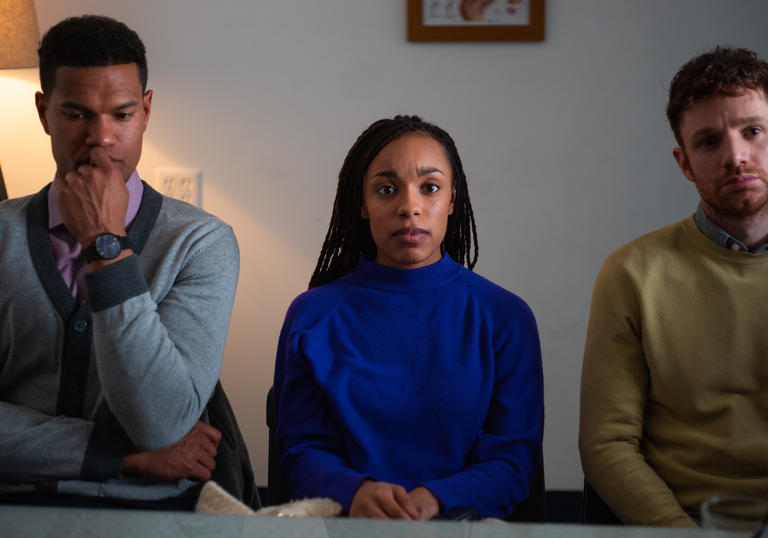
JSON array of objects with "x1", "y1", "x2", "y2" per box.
[{"x1": 0, "y1": 182, "x2": 239, "y2": 500}]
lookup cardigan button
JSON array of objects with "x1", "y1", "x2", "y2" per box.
[{"x1": 73, "y1": 319, "x2": 88, "y2": 333}]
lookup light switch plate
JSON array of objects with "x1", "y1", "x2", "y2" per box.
[{"x1": 155, "y1": 167, "x2": 202, "y2": 207}]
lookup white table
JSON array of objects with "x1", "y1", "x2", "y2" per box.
[{"x1": 0, "y1": 505, "x2": 747, "y2": 538}]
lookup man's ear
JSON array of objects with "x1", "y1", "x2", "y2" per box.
[
  {"x1": 141, "y1": 89, "x2": 153, "y2": 132},
  {"x1": 35, "y1": 92, "x2": 51, "y2": 135},
  {"x1": 673, "y1": 146, "x2": 695, "y2": 183}
]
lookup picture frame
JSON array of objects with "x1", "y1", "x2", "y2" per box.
[{"x1": 407, "y1": 0, "x2": 545, "y2": 42}]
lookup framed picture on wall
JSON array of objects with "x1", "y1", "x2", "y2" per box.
[{"x1": 407, "y1": 0, "x2": 545, "y2": 42}]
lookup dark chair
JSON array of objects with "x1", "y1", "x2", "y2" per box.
[
  {"x1": 205, "y1": 381, "x2": 261, "y2": 509},
  {"x1": 266, "y1": 386, "x2": 547, "y2": 519},
  {"x1": 505, "y1": 454, "x2": 546, "y2": 522},
  {"x1": 265, "y1": 386, "x2": 293, "y2": 506},
  {"x1": 581, "y1": 480, "x2": 622, "y2": 525}
]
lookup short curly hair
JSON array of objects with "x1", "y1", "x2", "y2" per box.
[
  {"x1": 667, "y1": 46, "x2": 768, "y2": 146},
  {"x1": 38, "y1": 15, "x2": 148, "y2": 95}
]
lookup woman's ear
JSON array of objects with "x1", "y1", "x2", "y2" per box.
[
  {"x1": 449, "y1": 188, "x2": 456, "y2": 215},
  {"x1": 361, "y1": 204, "x2": 369, "y2": 219}
]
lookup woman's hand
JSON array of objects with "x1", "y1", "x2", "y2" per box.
[
  {"x1": 349, "y1": 480, "x2": 419, "y2": 519},
  {"x1": 408, "y1": 486, "x2": 440, "y2": 520}
]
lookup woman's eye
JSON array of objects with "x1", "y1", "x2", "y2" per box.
[
  {"x1": 423, "y1": 184, "x2": 439, "y2": 194},
  {"x1": 376, "y1": 185, "x2": 395, "y2": 195}
]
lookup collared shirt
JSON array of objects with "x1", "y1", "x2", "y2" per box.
[
  {"x1": 693, "y1": 204, "x2": 768, "y2": 254},
  {"x1": 47, "y1": 171, "x2": 144, "y2": 303}
]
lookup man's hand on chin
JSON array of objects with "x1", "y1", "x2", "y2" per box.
[{"x1": 56, "y1": 146, "x2": 130, "y2": 249}]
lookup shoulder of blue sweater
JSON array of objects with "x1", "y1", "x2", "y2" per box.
[
  {"x1": 283, "y1": 279, "x2": 350, "y2": 331},
  {"x1": 459, "y1": 268, "x2": 536, "y2": 321}
]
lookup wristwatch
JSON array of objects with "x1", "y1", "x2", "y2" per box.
[{"x1": 84, "y1": 233, "x2": 132, "y2": 263}]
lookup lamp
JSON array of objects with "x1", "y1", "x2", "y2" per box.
[
  {"x1": 0, "y1": 0, "x2": 39, "y2": 200},
  {"x1": 0, "y1": 0, "x2": 39, "y2": 68}
]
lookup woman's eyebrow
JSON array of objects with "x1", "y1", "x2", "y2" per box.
[
  {"x1": 417, "y1": 166, "x2": 444, "y2": 176},
  {"x1": 369, "y1": 166, "x2": 445, "y2": 179},
  {"x1": 370, "y1": 169, "x2": 397, "y2": 179}
]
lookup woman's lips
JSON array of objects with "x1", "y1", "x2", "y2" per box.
[{"x1": 392, "y1": 227, "x2": 429, "y2": 243}]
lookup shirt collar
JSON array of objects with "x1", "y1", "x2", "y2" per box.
[
  {"x1": 693, "y1": 203, "x2": 768, "y2": 253},
  {"x1": 48, "y1": 170, "x2": 144, "y2": 231}
]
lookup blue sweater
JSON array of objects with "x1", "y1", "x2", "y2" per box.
[{"x1": 274, "y1": 254, "x2": 543, "y2": 518}]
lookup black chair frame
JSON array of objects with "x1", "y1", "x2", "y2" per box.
[{"x1": 580, "y1": 480, "x2": 622, "y2": 525}]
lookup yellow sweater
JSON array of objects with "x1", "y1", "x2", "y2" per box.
[{"x1": 580, "y1": 216, "x2": 768, "y2": 527}]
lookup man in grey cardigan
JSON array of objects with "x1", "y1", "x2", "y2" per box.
[{"x1": 0, "y1": 15, "x2": 239, "y2": 509}]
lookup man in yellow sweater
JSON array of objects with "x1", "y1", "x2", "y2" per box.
[{"x1": 580, "y1": 47, "x2": 768, "y2": 527}]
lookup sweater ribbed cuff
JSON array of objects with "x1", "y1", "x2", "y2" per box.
[
  {"x1": 339, "y1": 474, "x2": 374, "y2": 514},
  {"x1": 85, "y1": 255, "x2": 149, "y2": 313}
]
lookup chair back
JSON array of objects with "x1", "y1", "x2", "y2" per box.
[
  {"x1": 581, "y1": 480, "x2": 622, "y2": 525},
  {"x1": 505, "y1": 453, "x2": 547, "y2": 522},
  {"x1": 266, "y1": 386, "x2": 293, "y2": 505},
  {"x1": 205, "y1": 381, "x2": 261, "y2": 509}
]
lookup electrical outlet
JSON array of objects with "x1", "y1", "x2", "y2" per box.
[{"x1": 155, "y1": 167, "x2": 202, "y2": 207}]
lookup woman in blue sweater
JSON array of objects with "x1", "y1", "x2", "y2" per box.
[{"x1": 274, "y1": 115, "x2": 543, "y2": 520}]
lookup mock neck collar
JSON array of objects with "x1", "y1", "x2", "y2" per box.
[{"x1": 344, "y1": 253, "x2": 464, "y2": 292}]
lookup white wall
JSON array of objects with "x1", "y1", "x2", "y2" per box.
[{"x1": 4, "y1": 0, "x2": 767, "y2": 490}]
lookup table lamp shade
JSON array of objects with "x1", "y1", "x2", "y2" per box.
[{"x1": 0, "y1": 0, "x2": 39, "y2": 68}]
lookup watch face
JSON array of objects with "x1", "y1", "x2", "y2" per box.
[{"x1": 94, "y1": 233, "x2": 122, "y2": 260}]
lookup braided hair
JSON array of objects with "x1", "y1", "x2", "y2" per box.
[{"x1": 309, "y1": 115, "x2": 478, "y2": 289}]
